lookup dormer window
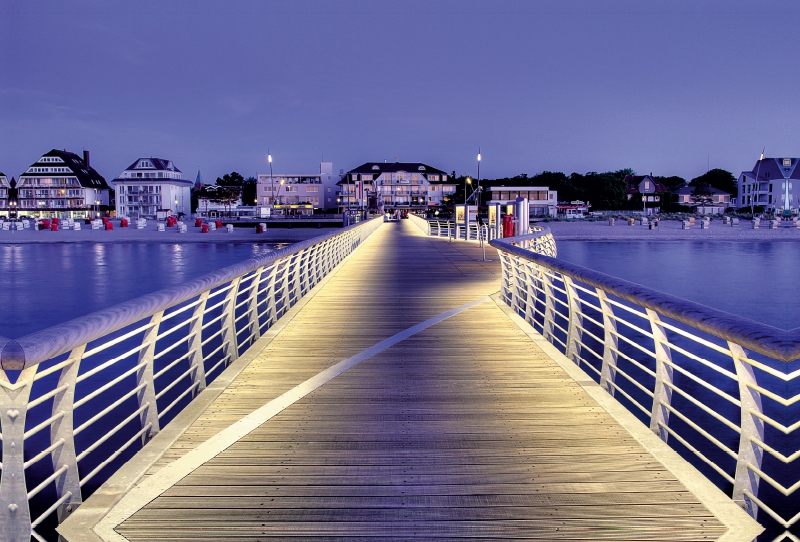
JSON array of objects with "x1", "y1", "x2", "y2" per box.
[
  {"x1": 418, "y1": 166, "x2": 426, "y2": 171},
  {"x1": 371, "y1": 165, "x2": 380, "y2": 170},
  {"x1": 784, "y1": 159, "x2": 792, "y2": 167},
  {"x1": 138, "y1": 160, "x2": 153, "y2": 168}
]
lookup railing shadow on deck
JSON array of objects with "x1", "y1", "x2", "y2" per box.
[
  {"x1": 485, "y1": 226, "x2": 800, "y2": 542},
  {"x1": 0, "y1": 218, "x2": 383, "y2": 542}
]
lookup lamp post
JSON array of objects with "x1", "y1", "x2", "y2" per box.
[
  {"x1": 268, "y1": 151, "x2": 274, "y2": 213},
  {"x1": 752, "y1": 149, "x2": 764, "y2": 216}
]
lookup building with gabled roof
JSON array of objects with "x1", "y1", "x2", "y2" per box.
[
  {"x1": 0, "y1": 173, "x2": 9, "y2": 215},
  {"x1": 737, "y1": 157, "x2": 800, "y2": 213},
  {"x1": 17, "y1": 149, "x2": 110, "y2": 218},
  {"x1": 624, "y1": 174, "x2": 668, "y2": 214},
  {"x1": 339, "y1": 162, "x2": 455, "y2": 212},
  {"x1": 110, "y1": 157, "x2": 193, "y2": 218},
  {"x1": 675, "y1": 185, "x2": 731, "y2": 214}
]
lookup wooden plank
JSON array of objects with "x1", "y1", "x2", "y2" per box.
[{"x1": 121, "y1": 222, "x2": 727, "y2": 540}]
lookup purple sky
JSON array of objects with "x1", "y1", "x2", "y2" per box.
[{"x1": 2, "y1": 0, "x2": 798, "y2": 183}]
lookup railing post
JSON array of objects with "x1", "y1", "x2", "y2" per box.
[
  {"x1": 597, "y1": 289, "x2": 618, "y2": 396},
  {"x1": 246, "y1": 267, "x2": 264, "y2": 343},
  {"x1": 187, "y1": 292, "x2": 209, "y2": 395},
  {"x1": 647, "y1": 308, "x2": 673, "y2": 442},
  {"x1": 137, "y1": 312, "x2": 163, "y2": 441},
  {"x1": 563, "y1": 276, "x2": 583, "y2": 364},
  {"x1": 729, "y1": 341, "x2": 764, "y2": 519},
  {"x1": 541, "y1": 268, "x2": 557, "y2": 344},
  {"x1": 220, "y1": 277, "x2": 242, "y2": 364},
  {"x1": 50, "y1": 345, "x2": 85, "y2": 523},
  {"x1": 0, "y1": 365, "x2": 37, "y2": 542}
]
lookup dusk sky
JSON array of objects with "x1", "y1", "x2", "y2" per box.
[{"x1": 2, "y1": 0, "x2": 799, "y2": 184}]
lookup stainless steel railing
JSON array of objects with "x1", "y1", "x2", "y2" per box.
[
  {"x1": 408, "y1": 214, "x2": 496, "y2": 241},
  {"x1": 490, "y1": 227, "x2": 800, "y2": 541},
  {"x1": 0, "y1": 217, "x2": 383, "y2": 542}
]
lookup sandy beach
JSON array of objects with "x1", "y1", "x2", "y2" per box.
[
  {"x1": 541, "y1": 219, "x2": 800, "y2": 241},
  {"x1": 0, "y1": 222, "x2": 337, "y2": 244}
]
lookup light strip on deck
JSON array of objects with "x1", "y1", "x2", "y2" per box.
[{"x1": 94, "y1": 295, "x2": 492, "y2": 542}]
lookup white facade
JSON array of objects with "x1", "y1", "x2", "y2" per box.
[
  {"x1": 17, "y1": 149, "x2": 111, "y2": 218},
  {"x1": 737, "y1": 157, "x2": 800, "y2": 213},
  {"x1": 341, "y1": 162, "x2": 455, "y2": 211},
  {"x1": 110, "y1": 158, "x2": 193, "y2": 218},
  {"x1": 486, "y1": 186, "x2": 557, "y2": 217},
  {"x1": 257, "y1": 162, "x2": 342, "y2": 212}
]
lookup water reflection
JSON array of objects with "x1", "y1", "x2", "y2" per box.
[
  {"x1": 0, "y1": 243, "x2": 278, "y2": 338},
  {"x1": 557, "y1": 240, "x2": 800, "y2": 330}
]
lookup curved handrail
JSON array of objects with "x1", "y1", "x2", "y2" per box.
[
  {"x1": 491, "y1": 231, "x2": 800, "y2": 363},
  {"x1": 1, "y1": 220, "x2": 376, "y2": 370}
]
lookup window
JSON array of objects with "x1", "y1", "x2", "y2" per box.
[
  {"x1": 305, "y1": 186, "x2": 319, "y2": 193},
  {"x1": 418, "y1": 165, "x2": 426, "y2": 171},
  {"x1": 372, "y1": 165, "x2": 380, "y2": 170},
  {"x1": 784, "y1": 159, "x2": 792, "y2": 167},
  {"x1": 644, "y1": 181, "x2": 651, "y2": 190}
]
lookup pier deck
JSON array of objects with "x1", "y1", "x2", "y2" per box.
[{"x1": 100, "y1": 221, "x2": 728, "y2": 540}]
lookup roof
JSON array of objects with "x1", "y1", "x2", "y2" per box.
[
  {"x1": 624, "y1": 174, "x2": 668, "y2": 194},
  {"x1": 20, "y1": 149, "x2": 109, "y2": 189},
  {"x1": 345, "y1": 162, "x2": 448, "y2": 181},
  {"x1": 124, "y1": 157, "x2": 182, "y2": 173},
  {"x1": 743, "y1": 158, "x2": 800, "y2": 182},
  {"x1": 675, "y1": 186, "x2": 730, "y2": 196},
  {"x1": 110, "y1": 177, "x2": 194, "y2": 187}
]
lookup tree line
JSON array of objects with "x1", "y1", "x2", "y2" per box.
[{"x1": 451, "y1": 168, "x2": 737, "y2": 211}]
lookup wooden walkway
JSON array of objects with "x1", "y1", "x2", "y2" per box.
[{"x1": 114, "y1": 221, "x2": 727, "y2": 541}]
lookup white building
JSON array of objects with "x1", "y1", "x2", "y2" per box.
[
  {"x1": 674, "y1": 186, "x2": 731, "y2": 214},
  {"x1": 257, "y1": 162, "x2": 342, "y2": 214},
  {"x1": 0, "y1": 173, "x2": 8, "y2": 214},
  {"x1": 110, "y1": 158, "x2": 193, "y2": 218},
  {"x1": 485, "y1": 186, "x2": 557, "y2": 217},
  {"x1": 340, "y1": 162, "x2": 455, "y2": 212},
  {"x1": 736, "y1": 157, "x2": 800, "y2": 213},
  {"x1": 17, "y1": 149, "x2": 110, "y2": 218}
]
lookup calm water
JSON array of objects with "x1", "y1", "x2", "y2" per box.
[
  {"x1": 557, "y1": 240, "x2": 800, "y2": 330},
  {"x1": 0, "y1": 243, "x2": 280, "y2": 338}
]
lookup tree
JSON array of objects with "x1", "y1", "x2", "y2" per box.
[
  {"x1": 656, "y1": 175, "x2": 687, "y2": 191},
  {"x1": 690, "y1": 169, "x2": 736, "y2": 196},
  {"x1": 690, "y1": 181, "x2": 714, "y2": 207},
  {"x1": 196, "y1": 184, "x2": 241, "y2": 217},
  {"x1": 216, "y1": 172, "x2": 245, "y2": 187},
  {"x1": 243, "y1": 176, "x2": 258, "y2": 206}
]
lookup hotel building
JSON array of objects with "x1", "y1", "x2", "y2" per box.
[
  {"x1": 17, "y1": 149, "x2": 110, "y2": 218},
  {"x1": 110, "y1": 157, "x2": 193, "y2": 218},
  {"x1": 339, "y1": 162, "x2": 455, "y2": 212},
  {"x1": 736, "y1": 157, "x2": 800, "y2": 213},
  {"x1": 257, "y1": 162, "x2": 342, "y2": 214}
]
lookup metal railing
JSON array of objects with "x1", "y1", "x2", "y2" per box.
[
  {"x1": 0, "y1": 218, "x2": 383, "y2": 542},
  {"x1": 408, "y1": 214, "x2": 496, "y2": 241},
  {"x1": 490, "y1": 227, "x2": 800, "y2": 541}
]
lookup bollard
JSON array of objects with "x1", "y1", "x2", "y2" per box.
[
  {"x1": 682, "y1": 220, "x2": 690, "y2": 230},
  {"x1": 770, "y1": 220, "x2": 778, "y2": 229},
  {"x1": 628, "y1": 218, "x2": 635, "y2": 226},
  {"x1": 732, "y1": 218, "x2": 739, "y2": 226},
  {"x1": 608, "y1": 218, "x2": 615, "y2": 226},
  {"x1": 701, "y1": 220, "x2": 709, "y2": 229},
  {"x1": 752, "y1": 219, "x2": 760, "y2": 229}
]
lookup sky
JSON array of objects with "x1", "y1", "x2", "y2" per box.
[{"x1": 2, "y1": 0, "x2": 799, "y2": 184}]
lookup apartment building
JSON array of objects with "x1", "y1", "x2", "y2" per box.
[
  {"x1": 17, "y1": 149, "x2": 110, "y2": 218},
  {"x1": 110, "y1": 157, "x2": 193, "y2": 218},
  {"x1": 340, "y1": 162, "x2": 455, "y2": 212}
]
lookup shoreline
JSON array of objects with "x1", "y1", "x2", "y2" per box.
[
  {"x1": 0, "y1": 224, "x2": 336, "y2": 244},
  {"x1": 542, "y1": 219, "x2": 800, "y2": 241}
]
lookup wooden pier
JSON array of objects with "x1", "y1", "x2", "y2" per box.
[{"x1": 79, "y1": 221, "x2": 737, "y2": 540}]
